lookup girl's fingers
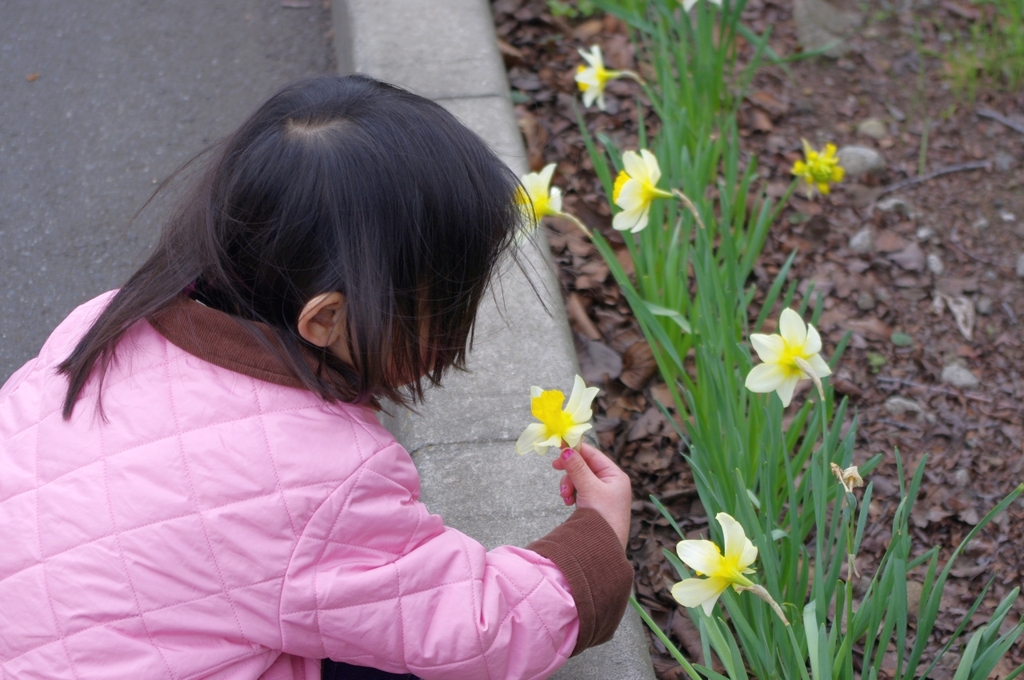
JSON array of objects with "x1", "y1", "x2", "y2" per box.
[
  {"x1": 577, "y1": 442, "x2": 624, "y2": 480},
  {"x1": 559, "y1": 473, "x2": 575, "y2": 506}
]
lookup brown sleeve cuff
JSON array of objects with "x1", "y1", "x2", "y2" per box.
[{"x1": 527, "y1": 508, "x2": 634, "y2": 656}]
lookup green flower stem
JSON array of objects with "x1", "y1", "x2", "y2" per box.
[{"x1": 629, "y1": 597, "x2": 703, "y2": 680}]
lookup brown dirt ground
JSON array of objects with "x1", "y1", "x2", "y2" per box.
[{"x1": 492, "y1": 0, "x2": 1024, "y2": 677}]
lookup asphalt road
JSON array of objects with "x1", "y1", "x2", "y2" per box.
[{"x1": 0, "y1": 1, "x2": 336, "y2": 382}]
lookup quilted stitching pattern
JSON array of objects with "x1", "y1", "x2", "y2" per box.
[{"x1": 0, "y1": 295, "x2": 580, "y2": 680}]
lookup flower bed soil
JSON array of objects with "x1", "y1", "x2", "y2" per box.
[{"x1": 491, "y1": 0, "x2": 1024, "y2": 677}]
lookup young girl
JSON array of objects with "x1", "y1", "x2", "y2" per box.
[{"x1": 0, "y1": 75, "x2": 634, "y2": 680}]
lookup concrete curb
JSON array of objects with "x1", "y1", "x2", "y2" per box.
[{"x1": 334, "y1": 1, "x2": 656, "y2": 678}]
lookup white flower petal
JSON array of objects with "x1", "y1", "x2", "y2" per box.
[
  {"x1": 612, "y1": 199, "x2": 647, "y2": 229},
  {"x1": 745, "y1": 363, "x2": 787, "y2": 394},
  {"x1": 749, "y1": 333, "x2": 785, "y2": 363},
  {"x1": 676, "y1": 539, "x2": 723, "y2": 575},
  {"x1": 622, "y1": 151, "x2": 649, "y2": 185},
  {"x1": 640, "y1": 149, "x2": 662, "y2": 186},
  {"x1": 614, "y1": 177, "x2": 645, "y2": 211},
  {"x1": 681, "y1": 0, "x2": 698, "y2": 10},
  {"x1": 538, "y1": 163, "x2": 556, "y2": 188},
  {"x1": 530, "y1": 386, "x2": 543, "y2": 399},
  {"x1": 779, "y1": 308, "x2": 807, "y2": 348},
  {"x1": 565, "y1": 375, "x2": 586, "y2": 413},
  {"x1": 671, "y1": 577, "x2": 727, "y2": 616},
  {"x1": 803, "y1": 323, "x2": 822, "y2": 355},
  {"x1": 581, "y1": 87, "x2": 599, "y2": 108},
  {"x1": 717, "y1": 513, "x2": 757, "y2": 569},
  {"x1": 563, "y1": 423, "x2": 592, "y2": 448},
  {"x1": 515, "y1": 423, "x2": 549, "y2": 455},
  {"x1": 578, "y1": 45, "x2": 603, "y2": 68},
  {"x1": 775, "y1": 373, "x2": 801, "y2": 408},
  {"x1": 807, "y1": 353, "x2": 832, "y2": 378},
  {"x1": 549, "y1": 186, "x2": 563, "y2": 214}
]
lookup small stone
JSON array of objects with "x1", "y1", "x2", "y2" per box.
[
  {"x1": 954, "y1": 468, "x2": 971, "y2": 488},
  {"x1": 884, "y1": 396, "x2": 925, "y2": 417},
  {"x1": 890, "y1": 242, "x2": 925, "y2": 271},
  {"x1": 856, "y1": 291, "x2": 876, "y2": 310},
  {"x1": 971, "y1": 217, "x2": 989, "y2": 231},
  {"x1": 1017, "y1": 253, "x2": 1024, "y2": 278},
  {"x1": 977, "y1": 296, "x2": 993, "y2": 315},
  {"x1": 849, "y1": 227, "x2": 874, "y2": 254},
  {"x1": 1000, "y1": 211, "x2": 1016, "y2": 223},
  {"x1": 941, "y1": 363, "x2": 980, "y2": 389},
  {"x1": 837, "y1": 145, "x2": 886, "y2": 177},
  {"x1": 916, "y1": 226, "x2": 936, "y2": 241},
  {"x1": 876, "y1": 195, "x2": 915, "y2": 219},
  {"x1": 857, "y1": 117, "x2": 888, "y2": 140},
  {"x1": 994, "y1": 150, "x2": 1016, "y2": 172},
  {"x1": 926, "y1": 253, "x2": 944, "y2": 275}
]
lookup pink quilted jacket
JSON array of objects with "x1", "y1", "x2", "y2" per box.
[{"x1": 0, "y1": 293, "x2": 632, "y2": 679}]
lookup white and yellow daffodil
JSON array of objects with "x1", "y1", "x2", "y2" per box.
[
  {"x1": 575, "y1": 45, "x2": 620, "y2": 111},
  {"x1": 745, "y1": 308, "x2": 832, "y2": 408},
  {"x1": 611, "y1": 149, "x2": 674, "y2": 233},
  {"x1": 516, "y1": 375, "x2": 600, "y2": 455},
  {"x1": 516, "y1": 163, "x2": 563, "y2": 231},
  {"x1": 672, "y1": 512, "x2": 758, "y2": 616}
]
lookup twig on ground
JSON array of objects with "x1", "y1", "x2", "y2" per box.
[
  {"x1": 876, "y1": 375, "x2": 994, "y2": 403},
  {"x1": 948, "y1": 225, "x2": 1012, "y2": 269},
  {"x1": 977, "y1": 107, "x2": 1024, "y2": 136},
  {"x1": 877, "y1": 418, "x2": 922, "y2": 431},
  {"x1": 877, "y1": 160, "x2": 992, "y2": 197},
  {"x1": 1002, "y1": 301, "x2": 1018, "y2": 325}
]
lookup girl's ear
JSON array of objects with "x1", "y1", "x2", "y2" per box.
[{"x1": 297, "y1": 292, "x2": 347, "y2": 349}]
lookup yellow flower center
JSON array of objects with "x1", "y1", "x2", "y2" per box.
[
  {"x1": 777, "y1": 340, "x2": 811, "y2": 376},
  {"x1": 612, "y1": 170, "x2": 629, "y2": 203},
  {"x1": 531, "y1": 389, "x2": 574, "y2": 441},
  {"x1": 577, "y1": 64, "x2": 614, "y2": 92},
  {"x1": 704, "y1": 547, "x2": 755, "y2": 587},
  {"x1": 515, "y1": 186, "x2": 549, "y2": 223}
]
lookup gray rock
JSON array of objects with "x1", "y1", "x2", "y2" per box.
[
  {"x1": 849, "y1": 227, "x2": 874, "y2": 253},
  {"x1": 994, "y1": 150, "x2": 1016, "y2": 172},
  {"x1": 793, "y1": 0, "x2": 863, "y2": 57},
  {"x1": 941, "y1": 363, "x2": 980, "y2": 389},
  {"x1": 977, "y1": 296, "x2": 993, "y2": 315},
  {"x1": 876, "y1": 195, "x2": 915, "y2": 218},
  {"x1": 926, "y1": 253, "x2": 944, "y2": 275},
  {"x1": 971, "y1": 217, "x2": 989, "y2": 231},
  {"x1": 954, "y1": 468, "x2": 972, "y2": 488},
  {"x1": 916, "y1": 226, "x2": 936, "y2": 241},
  {"x1": 857, "y1": 117, "x2": 888, "y2": 140},
  {"x1": 890, "y1": 242, "x2": 925, "y2": 271},
  {"x1": 838, "y1": 145, "x2": 886, "y2": 176},
  {"x1": 1017, "y1": 253, "x2": 1024, "y2": 278},
  {"x1": 884, "y1": 396, "x2": 926, "y2": 417},
  {"x1": 856, "y1": 291, "x2": 876, "y2": 310}
]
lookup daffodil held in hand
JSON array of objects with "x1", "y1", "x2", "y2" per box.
[
  {"x1": 745, "y1": 308, "x2": 832, "y2": 408},
  {"x1": 672, "y1": 512, "x2": 788, "y2": 624},
  {"x1": 516, "y1": 375, "x2": 600, "y2": 455},
  {"x1": 792, "y1": 139, "x2": 844, "y2": 198}
]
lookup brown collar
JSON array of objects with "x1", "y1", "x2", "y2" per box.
[{"x1": 149, "y1": 295, "x2": 322, "y2": 390}]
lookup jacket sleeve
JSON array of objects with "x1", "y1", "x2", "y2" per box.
[{"x1": 278, "y1": 441, "x2": 582, "y2": 680}]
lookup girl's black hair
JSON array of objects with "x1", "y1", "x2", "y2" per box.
[{"x1": 58, "y1": 74, "x2": 521, "y2": 418}]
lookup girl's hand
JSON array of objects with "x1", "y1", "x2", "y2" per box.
[{"x1": 551, "y1": 443, "x2": 632, "y2": 550}]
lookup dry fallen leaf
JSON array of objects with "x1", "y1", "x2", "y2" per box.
[
  {"x1": 620, "y1": 341, "x2": 658, "y2": 391},
  {"x1": 25, "y1": 72, "x2": 40, "y2": 82}
]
